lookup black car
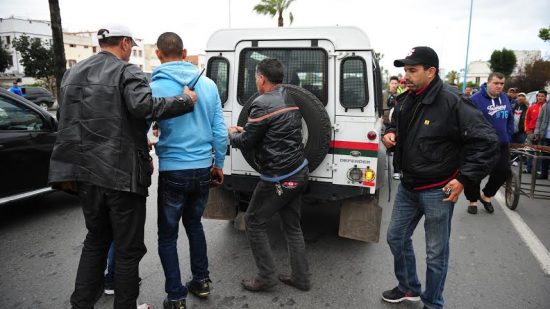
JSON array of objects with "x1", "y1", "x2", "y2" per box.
[
  {"x1": 0, "y1": 89, "x2": 58, "y2": 204},
  {"x1": 21, "y1": 86, "x2": 55, "y2": 110}
]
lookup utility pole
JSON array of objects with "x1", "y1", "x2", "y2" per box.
[
  {"x1": 228, "y1": 0, "x2": 232, "y2": 28},
  {"x1": 462, "y1": 0, "x2": 474, "y2": 92}
]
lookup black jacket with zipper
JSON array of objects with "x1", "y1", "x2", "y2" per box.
[
  {"x1": 230, "y1": 86, "x2": 305, "y2": 177},
  {"x1": 385, "y1": 76, "x2": 499, "y2": 190},
  {"x1": 48, "y1": 51, "x2": 195, "y2": 196}
]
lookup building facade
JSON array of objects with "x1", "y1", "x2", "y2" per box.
[
  {"x1": 2, "y1": 16, "x2": 208, "y2": 85},
  {"x1": 0, "y1": 17, "x2": 53, "y2": 77}
]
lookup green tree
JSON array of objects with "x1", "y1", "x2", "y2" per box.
[
  {"x1": 49, "y1": 0, "x2": 66, "y2": 100},
  {"x1": 509, "y1": 59, "x2": 550, "y2": 93},
  {"x1": 253, "y1": 0, "x2": 295, "y2": 27},
  {"x1": 539, "y1": 26, "x2": 550, "y2": 42},
  {"x1": 458, "y1": 81, "x2": 478, "y2": 90},
  {"x1": 12, "y1": 35, "x2": 55, "y2": 92},
  {"x1": 0, "y1": 44, "x2": 12, "y2": 73},
  {"x1": 445, "y1": 70, "x2": 459, "y2": 85},
  {"x1": 489, "y1": 48, "x2": 517, "y2": 77}
]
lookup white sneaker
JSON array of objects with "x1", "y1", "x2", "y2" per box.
[
  {"x1": 512, "y1": 161, "x2": 518, "y2": 167},
  {"x1": 137, "y1": 304, "x2": 151, "y2": 309},
  {"x1": 392, "y1": 173, "x2": 401, "y2": 180}
]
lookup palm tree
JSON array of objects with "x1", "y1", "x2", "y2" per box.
[
  {"x1": 253, "y1": 0, "x2": 295, "y2": 27},
  {"x1": 446, "y1": 70, "x2": 459, "y2": 85}
]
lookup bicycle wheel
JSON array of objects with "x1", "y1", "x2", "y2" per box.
[{"x1": 505, "y1": 170, "x2": 520, "y2": 210}]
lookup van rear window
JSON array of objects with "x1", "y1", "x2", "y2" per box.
[
  {"x1": 340, "y1": 57, "x2": 368, "y2": 110},
  {"x1": 206, "y1": 57, "x2": 229, "y2": 105},
  {"x1": 237, "y1": 48, "x2": 328, "y2": 105}
]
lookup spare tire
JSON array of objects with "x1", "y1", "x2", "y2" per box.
[{"x1": 237, "y1": 84, "x2": 331, "y2": 173}]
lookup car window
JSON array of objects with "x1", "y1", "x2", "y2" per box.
[{"x1": 0, "y1": 96, "x2": 45, "y2": 131}]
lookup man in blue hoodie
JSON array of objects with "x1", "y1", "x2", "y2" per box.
[
  {"x1": 464, "y1": 72, "x2": 514, "y2": 214},
  {"x1": 150, "y1": 32, "x2": 227, "y2": 309}
]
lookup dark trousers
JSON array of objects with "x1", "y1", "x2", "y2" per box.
[
  {"x1": 540, "y1": 138, "x2": 550, "y2": 178},
  {"x1": 511, "y1": 132, "x2": 526, "y2": 144},
  {"x1": 245, "y1": 167, "x2": 311, "y2": 287},
  {"x1": 464, "y1": 144, "x2": 511, "y2": 202},
  {"x1": 70, "y1": 182, "x2": 147, "y2": 309}
]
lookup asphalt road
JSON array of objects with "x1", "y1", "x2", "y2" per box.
[{"x1": 1, "y1": 153, "x2": 549, "y2": 309}]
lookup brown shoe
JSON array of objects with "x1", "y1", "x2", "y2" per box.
[
  {"x1": 278, "y1": 274, "x2": 310, "y2": 291},
  {"x1": 240, "y1": 278, "x2": 276, "y2": 292}
]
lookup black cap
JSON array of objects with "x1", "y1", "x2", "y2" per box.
[{"x1": 394, "y1": 46, "x2": 439, "y2": 69}]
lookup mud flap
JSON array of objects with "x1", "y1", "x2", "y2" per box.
[
  {"x1": 338, "y1": 195, "x2": 382, "y2": 242},
  {"x1": 203, "y1": 186, "x2": 238, "y2": 220}
]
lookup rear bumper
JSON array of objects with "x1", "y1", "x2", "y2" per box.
[{"x1": 222, "y1": 174, "x2": 372, "y2": 201}]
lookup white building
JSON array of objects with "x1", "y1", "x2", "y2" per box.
[
  {"x1": 462, "y1": 60, "x2": 491, "y2": 87},
  {"x1": 460, "y1": 50, "x2": 543, "y2": 87},
  {"x1": 1, "y1": 17, "x2": 147, "y2": 78},
  {"x1": 1, "y1": 16, "x2": 197, "y2": 83},
  {"x1": 0, "y1": 17, "x2": 53, "y2": 76}
]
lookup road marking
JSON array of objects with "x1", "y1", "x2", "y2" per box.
[{"x1": 495, "y1": 191, "x2": 550, "y2": 276}]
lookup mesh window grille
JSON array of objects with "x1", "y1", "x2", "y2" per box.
[
  {"x1": 206, "y1": 57, "x2": 229, "y2": 105},
  {"x1": 340, "y1": 57, "x2": 369, "y2": 110},
  {"x1": 237, "y1": 48, "x2": 328, "y2": 105}
]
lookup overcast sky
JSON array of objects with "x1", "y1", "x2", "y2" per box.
[{"x1": 2, "y1": 0, "x2": 549, "y2": 76}]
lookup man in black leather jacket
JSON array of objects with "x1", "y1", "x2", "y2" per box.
[
  {"x1": 380, "y1": 47, "x2": 498, "y2": 309},
  {"x1": 229, "y1": 58, "x2": 310, "y2": 292},
  {"x1": 48, "y1": 25, "x2": 197, "y2": 309}
]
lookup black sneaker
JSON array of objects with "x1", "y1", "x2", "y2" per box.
[
  {"x1": 480, "y1": 200, "x2": 494, "y2": 213},
  {"x1": 186, "y1": 278, "x2": 212, "y2": 298},
  {"x1": 163, "y1": 298, "x2": 186, "y2": 309},
  {"x1": 467, "y1": 205, "x2": 477, "y2": 214},
  {"x1": 382, "y1": 286, "x2": 420, "y2": 303}
]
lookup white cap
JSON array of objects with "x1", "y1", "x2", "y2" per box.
[{"x1": 97, "y1": 24, "x2": 138, "y2": 46}]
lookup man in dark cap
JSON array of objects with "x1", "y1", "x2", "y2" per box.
[
  {"x1": 507, "y1": 87, "x2": 518, "y2": 107},
  {"x1": 381, "y1": 46, "x2": 498, "y2": 309}
]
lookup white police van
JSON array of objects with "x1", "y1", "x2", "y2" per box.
[{"x1": 204, "y1": 26, "x2": 385, "y2": 242}]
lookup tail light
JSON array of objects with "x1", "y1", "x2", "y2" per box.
[
  {"x1": 367, "y1": 131, "x2": 377, "y2": 141},
  {"x1": 347, "y1": 166, "x2": 376, "y2": 183},
  {"x1": 364, "y1": 167, "x2": 375, "y2": 182}
]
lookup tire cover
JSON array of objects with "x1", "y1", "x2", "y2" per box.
[{"x1": 237, "y1": 84, "x2": 331, "y2": 172}]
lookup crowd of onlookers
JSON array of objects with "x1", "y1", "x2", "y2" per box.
[{"x1": 477, "y1": 86, "x2": 549, "y2": 180}]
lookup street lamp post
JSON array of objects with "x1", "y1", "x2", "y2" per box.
[{"x1": 462, "y1": 0, "x2": 474, "y2": 92}]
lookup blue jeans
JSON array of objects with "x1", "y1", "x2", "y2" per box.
[
  {"x1": 105, "y1": 242, "x2": 115, "y2": 284},
  {"x1": 387, "y1": 184, "x2": 455, "y2": 309},
  {"x1": 157, "y1": 167, "x2": 211, "y2": 300}
]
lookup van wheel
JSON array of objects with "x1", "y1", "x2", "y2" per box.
[
  {"x1": 39, "y1": 102, "x2": 49, "y2": 110},
  {"x1": 237, "y1": 84, "x2": 331, "y2": 172}
]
